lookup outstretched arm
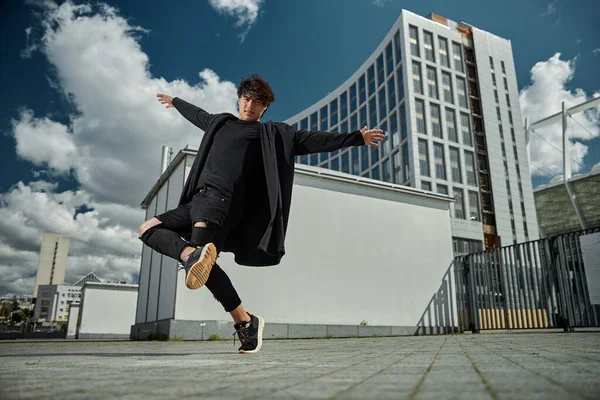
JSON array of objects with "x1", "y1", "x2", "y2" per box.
[
  {"x1": 294, "y1": 125, "x2": 384, "y2": 155},
  {"x1": 156, "y1": 93, "x2": 215, "y2": 131}
]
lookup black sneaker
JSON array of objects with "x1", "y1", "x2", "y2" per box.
[
  {"x1": 233, "y1": 313, "x2": 265, "y2": 354},
  {"x1": 183, "y1": 243, "x2": 217, "y2": 290}
]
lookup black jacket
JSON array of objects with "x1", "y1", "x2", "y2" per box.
[{"x1": 173, "y1": 97, "x2": 365, "y2": 266}]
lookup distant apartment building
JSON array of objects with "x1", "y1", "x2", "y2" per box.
[{"x1": 33, "y1": 232, "x2": 70, "y2": 298}]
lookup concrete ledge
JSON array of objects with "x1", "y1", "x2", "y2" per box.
[
  {"x1": 327, "y1": 325, "x2": 358, "y2": 338},
  {"x1": 130, "y1": 320, "x2": 453, "y2": 340},
  {"x1": 77, "y1": 333, "x2": 130, "y2": 339}
]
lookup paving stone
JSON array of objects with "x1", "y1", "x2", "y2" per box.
[{"x1": 0, "y1": 333, "x2": 599, "y2": 399}]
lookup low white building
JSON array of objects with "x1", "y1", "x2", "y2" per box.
[
  {"x1": 33, "y1": 284, "x2": 81, "y2": 324},
  {"x1": 73, "y1": 282, "x2": 138, "y2": 339},
  {"x1": 131, "y1": 148, "x2": 458, "y2": 340}
]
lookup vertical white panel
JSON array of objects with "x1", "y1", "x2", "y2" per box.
[
  {"x1": 156, "y1": 161, "x2": 187, "y2": 321},
  {"x1": 135, "y1": 196, "x2": 156, "y2": 324},
  {"x1": 146, "y1": 184, "x2": 168, "y2": 322}
]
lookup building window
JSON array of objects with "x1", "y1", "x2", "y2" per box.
[
  {"x1": 423, "y1": 31, "x2": 435, "y2": 62},
  {"x1": 341, "y1": 151, "x2": 349, "y2": 173},
  {"x1": 412, "y1": 61, "x2": 423, "y2": 95},
  {"x1": 442, "y1": 72, "x2": 453, "y2": 104},
  {"x1": 409, "y1": 25, "x2": 419, "y2": 57},
  {"x1": 421, "y1": 181, "x2": 432, "y2": 191},
  {"x1": 489, "y1": 56, "x2": 494, "y2": 70},
  {"x1": 320, "y1": 105, "x2": 328, "y2": 131},
  {"x1": 492, "y1": 72, "x2": 497, "y2": 86},
  {"x1": 437, "y1": 184, "x2": 448, "y2": 195},
  {"x1": 381, "y1": 121, "x2": 389, "y2": 156},
  {"x1": 378, "y1": 89, "x2": 386, "y2": 122},
  {"x1": 508, "y1": 110, "x2": 513, "y2": 125},
  {"x1": 330, "y1": 99, "x2": 338, "y2": 127},
  {"x1": 503, "y1": 76, "x2": 508, "y2": 91},
  {"x1": 396, "y1": 66, "x2": 404, "y2": 100},
  {"x1": 390, "y1": 111, "x2": 399, "y2": 147},
  {"x1": 439, "y1": 37, "x2": 449, "y2": 68},
  {"x1": 369, "y1": 97, "x2": 377, "y2": 129},
  {"x1": 371, "y1": 144, "x2": 379, "y2": 164},
  {"x1": 350, "y1": 113, "x2": 358, "y2": 131},
  {"x1": 352, "y1": 147, "x2": 359, "y2": 174},
  {"x1": 456, "y1": 77, "x2": 468, "y2": 109},
  {"x1": 501, "y1": 60, "x2": 506, "y2": 74},
  {"x1": 452, "y1": 42, "x2": 463, "y2": 73},
  {"x1": 349, "y1": 83, "x2": 357, "y2": 114},
  {"x1": 377, "y1": 54, "x2": 385, "y2": 88},
  {"x1": 494, "y1": 89, "x2": 499, "y2": 103},
  {"x1": 506, "y1": 93, "x2": 511, "y2": 108},
  {"x1": 454, "y1": 188, "x2": 465, "y2": 219},
  {"x1": 331, "y1": 157, "x2": 339, "y2": 171},
  {"x1": 341, "y1": 92, "x2": 348, "y2": 120},
  {"x1": 415, "y1": 99, "x2": 426, "y2": 134},
  {"x1": 449, "y1": 147, "x2": 462, "y2": 183},
  {"x1": 469, "y1": 191, "x2": 480, "y2": 221},
  {"x1": 368, "y1": 65, "x2": 376, "y2": 97},
  {"x1": 359, "y1": 105, "x2": 367, "y2": 128},
  {"x1": 387, "y1": 76, "x2": 396, "y2": 112},
  {"x1": 433, "y1": 143, "x2": 446, "y2": 180},
  {"x1": 400, "y1": 105, "x2": 407, "y2": 141},
  {"x1": 465, "y1": 151, "x2": 477, "y2": 186},
  {"x1": 394, "y1": 30, "x2": 402, "y2": 64},
  {"x1": 497, "y1": 106, "x2": 502, "y2": 121},
  {"x1": 426, "y1": 66, "x2": 438, "y2": 100},
  {"x1": 383, "y1": 158, "x2": 391, "y2": 182},
  {"x1": 418, "y1": 139, "x2": 430, "y2": 177},
  {"x1": 386, "y1": 42, "x2": 394, "y2": 76},
  {"x1": 460, "y1": 113, "x2": 472, "y2": 146},
  {"x1": 446, "y1": 108, "x2": 457, "y2": 142},
  {"x1": 431, "y1": 104, "x2": 442, "y2": 138},
  {"x1": 361, "y1": 145, "x2": 369, "y2": 170},
  {"x1": 402, "y1": 144, "x2": 410, "y2": 182},
  {"x1": 359, "y1": 75, "x2": 366, "y2": 104}
]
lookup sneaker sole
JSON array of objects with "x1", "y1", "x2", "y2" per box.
[
  {"x1": 185, "y1": 243, "x2": 217, "y2": 290},
  {"x1": 239, "y1": 315, "x2": 264, "y2": 354}
]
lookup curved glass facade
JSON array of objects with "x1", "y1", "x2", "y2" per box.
[{"x1": 285, "y1": 10, "x2": 540, "y2": 250}]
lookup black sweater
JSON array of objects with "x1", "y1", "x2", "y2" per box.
[{"x1": 172, "y1": 97, "x2": 365, "y2": 266}]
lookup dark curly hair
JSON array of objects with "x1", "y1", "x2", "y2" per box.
[{"x1": 237, "y1": 74, "x2": 275, "y2": 109}]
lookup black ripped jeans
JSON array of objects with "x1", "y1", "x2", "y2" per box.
[{"x1": 139, "y1": 185, "x2": 242, "y2": 312}]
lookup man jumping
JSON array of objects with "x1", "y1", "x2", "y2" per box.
[{"x1": 138, "y1": 74, "x2": 384, "y2": 353}]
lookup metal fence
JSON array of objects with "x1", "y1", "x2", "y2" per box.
[{"x1": 454, "y1": 228, "x2": 600, "y2": 332}]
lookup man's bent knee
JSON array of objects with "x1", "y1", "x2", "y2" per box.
[
  {"x1": 139, "y1": 217, "x2": 162, "y2": 238},
  {"x1": 194, "y1": 221, "x2": 207, "y2": 228}
]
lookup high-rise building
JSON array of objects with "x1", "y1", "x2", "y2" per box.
[
  {"x1": 285, "y1": 10, "x2": 539, "y2": 253},
  {"x1": 33, "y1": 232, "x2": 69, "y2": 298}
]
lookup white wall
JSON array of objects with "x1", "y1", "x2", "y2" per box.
[
  {"x1": 67, "y1": 303, "x2": 80, "y2": 338},
  {"x1": 78, "y1": 283, "x2": 138, "y2": 337},
  {"x1": 174, "y1": 168, "x2": 455, "y2": 327}
]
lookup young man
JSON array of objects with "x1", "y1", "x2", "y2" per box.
[{"x1": 139, "y1": 74, "x2": 383, "y2": 353}]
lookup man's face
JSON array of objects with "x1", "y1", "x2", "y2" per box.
[{"x1": 238, "y1": 95, "x2": 268, "y2": 121}]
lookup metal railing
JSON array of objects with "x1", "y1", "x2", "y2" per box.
[{"x1": 454, "y1": 228, "x2": 600, "y2": 332}]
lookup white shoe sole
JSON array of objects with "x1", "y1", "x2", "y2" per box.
[
  {"x1": 239, "y1": 315, "x2": 265, "y2": 354},
  {"x1": 185, "y1": 243, "x2": 217, "y2": 290}
]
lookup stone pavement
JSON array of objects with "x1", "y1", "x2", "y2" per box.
[{"x1": 1, "y1": 332, "x2": 599, "y2": 399}]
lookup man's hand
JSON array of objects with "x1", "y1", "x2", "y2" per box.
[
  {"x1": 157, "y1": 93, "x2": 174, "y2": 109},
  {"x1": 360, "y1": 126, "x2": 384, "y2": 147}
]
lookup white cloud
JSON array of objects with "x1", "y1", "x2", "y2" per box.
[
  {"x1": 593, "y1": 48, "x2": 600, "y2": 55},
  {"x1": 373, "y1": 0, "x2": 393, "y2": 7},
  {"x1": 208, "y1": 0, "x2": 264, "y2": 42},
  {"x1": 2, "y1": 0, "x2": 242, "y2": 297},
  {"x1": 0, "y1": 181, "x2": 143, "y2": 296},
  {"x1": 540, "y1": 0, "x2": 558, "y2": 16},
  {"x1": 519, "y1": 53, "x2": 600, "y2": 178}
]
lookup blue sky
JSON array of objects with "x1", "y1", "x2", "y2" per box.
[{"x1": 0, "y1": 0, "x2": 599, "y2": 296}]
